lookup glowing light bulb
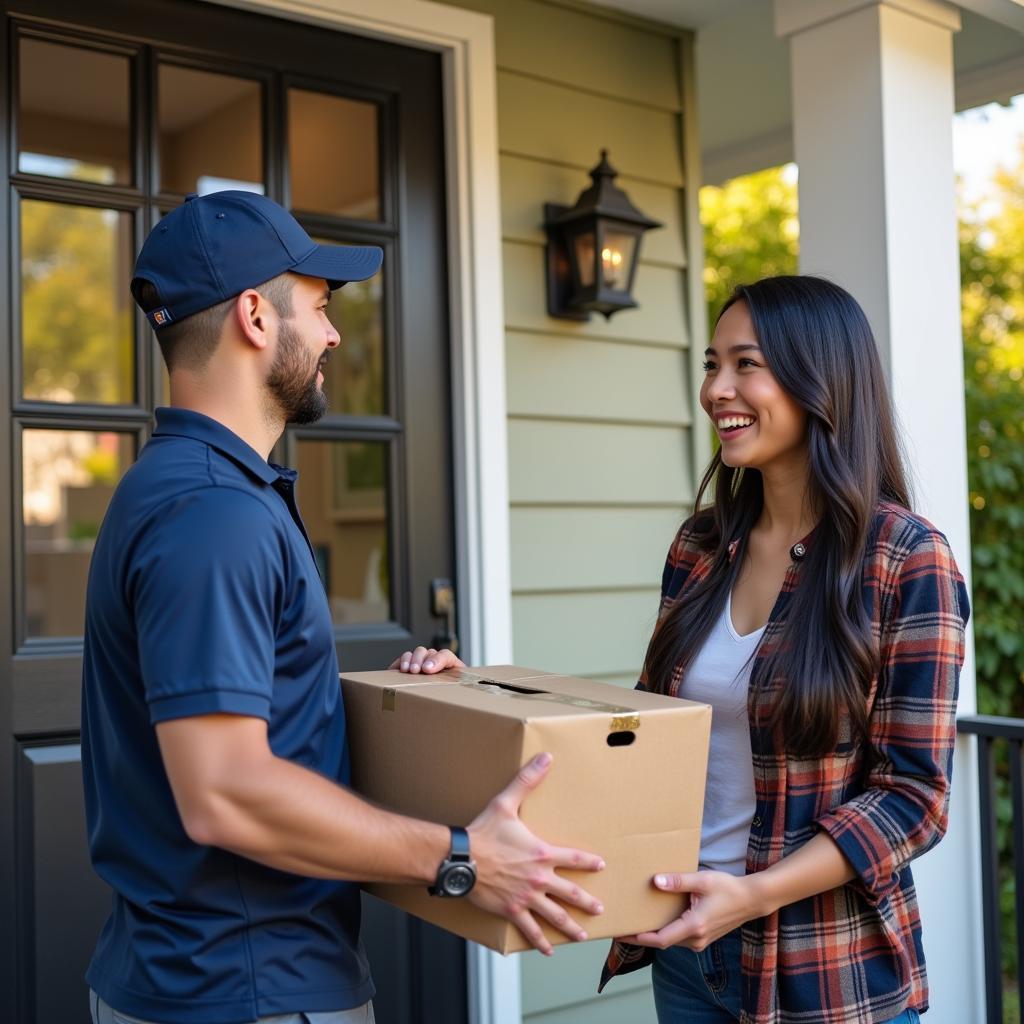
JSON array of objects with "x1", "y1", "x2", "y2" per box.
[{"x1": 601, "y1": 245, "x2": 624, "y2": 286}]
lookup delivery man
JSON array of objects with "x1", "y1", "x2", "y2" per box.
[{"x1": 81, "y1": 191, "x2": 604, "y2": 1024}]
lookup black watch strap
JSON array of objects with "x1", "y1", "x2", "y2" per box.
[
  {"x1": 428, "y1": 825, "x2": 476, "y2": 897},
  {"x1": 448, "y1": 825, "x2": 470, "y2": 862}
]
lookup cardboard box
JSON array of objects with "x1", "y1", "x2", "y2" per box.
[{"x1": 340, "y1": 665, "x2": 711, "y2": 953}]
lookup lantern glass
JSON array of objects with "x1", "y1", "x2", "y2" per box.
[
  {"x1": 573, "y1": 229, "x2": 597, "y2": 288},
  {"x1": 600, "y1": 230, "x2": 636, "y2": 291}
]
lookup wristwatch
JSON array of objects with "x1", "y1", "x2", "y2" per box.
[{"x1": 428, "y1": 826, "x2": 477, "y2": 897}]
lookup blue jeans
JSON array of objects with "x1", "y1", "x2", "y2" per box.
[{"x1": 651, "y1": 929, "x2": 921, "y2": 1024}]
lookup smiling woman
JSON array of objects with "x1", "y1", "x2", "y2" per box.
[
  {"x1": 700, "y1": 304, "x2": 808, "y2": 473},
  {"x1": 600, "y1": 275, "x2": 970, "y2": 1024},
  {"x1": 648, "y1": 276, "x2": 910, "y2": 755}
]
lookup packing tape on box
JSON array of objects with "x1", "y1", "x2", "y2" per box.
[
  {"x1": 456, "y1": 670, "x2": 640, "y2": 730},
  {"x1": 380, "y1": 671, "x2": 640, "y2": 730}
]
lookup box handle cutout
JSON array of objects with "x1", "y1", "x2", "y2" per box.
[
  {"x1": 479, "y1": 680, "x2": 544, "y2": 695},
  {"x1": 607, "y1": 731, "x2": 636, "y2": 747},
  {"x1": 456, "y1": 675, "x2": 637, "y2": 716}
]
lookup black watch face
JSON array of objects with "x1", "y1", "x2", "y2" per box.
[{"x1": 442, "y1": 863, "x2": 476, "y2": 897}]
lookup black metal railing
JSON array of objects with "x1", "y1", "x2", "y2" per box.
[{"x1": 958, "y1": 715, "x2": 1024, "y2": 1024}]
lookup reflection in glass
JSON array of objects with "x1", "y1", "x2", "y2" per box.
[
  {"x1": 159, "y1": 65, "x2": 263, "y2": 195},
  {"x1": 21, "y1": 199, "x2": 135, "y2": 404},
  {"x1": 295, "y1": 440, "x2": 391, "y2": 625},
  {"x1": 19, "y1": 39, "x2": 131, "y2": 185},
  {"x1": 318, "y1": 247, "x2": 384, "y2": 416},
  {"x1": 22, "y1": 430, "x2": 134, "y2": 637},
  {"x1": 574, "y1": 230, "x2": 596, "y2": 288},
  {"x1": 289, "y1": 90, "x2": 379, "y2": 219},
  {"x1": 159, "y1": 359, "x2": 171, "y2": 407}
]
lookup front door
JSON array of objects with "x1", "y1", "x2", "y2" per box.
[{"x1": 0, "y1": 1, "x2": 466, "y2": 1021}]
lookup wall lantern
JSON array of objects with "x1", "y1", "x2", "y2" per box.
[{"x1": 544, "y1": 150, "x2": 662, "y2": 321}]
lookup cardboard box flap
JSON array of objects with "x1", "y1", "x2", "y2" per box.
[
  {"x1": 343, "y1": 666, "x2": 707, "y2": 725},
  {"x1": 437, "y1": 669, "x2": 640, "y2": 721},
  {"x1": 338, "y1": 664, "x2": 550, "y2": 692},
  {"x1": 440, "y1": 668, "x2": 709, "y2": 717},
  {"x1": 447, "y1": 664, "x2": 552, "y2": 683}
]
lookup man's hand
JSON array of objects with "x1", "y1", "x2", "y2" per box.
[
  {"x1": 389, "y1": 646, "x2": 464, "y2": 674},
  {"x1": 386, "y1": 656, "x2": 605, "y2": 952},
  {"x1": 467, "y1": 752, "x2": 605, "y2": 955}
]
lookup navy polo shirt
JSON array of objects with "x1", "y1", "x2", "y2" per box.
[{"x1": 81, "y1": 407, "x2": 373, "y2": 1023}]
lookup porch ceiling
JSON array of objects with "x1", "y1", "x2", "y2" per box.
[{"x1": 587, "y1": 0, "x2": 1024, "y2": 183}]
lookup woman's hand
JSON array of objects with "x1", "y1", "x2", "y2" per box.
[
  {"x1": 620, "y1": 870, "x2": 765, "y2": 952},
  {"x1": 621, "y1": 835, "x2": 854, "y2": 952},
  {"x1": 388, "y1": 646, "x2": 465, "y2": 674}
]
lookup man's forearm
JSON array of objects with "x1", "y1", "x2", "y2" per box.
[
  {"x1": 177, "y1": 740, "x2": 449, "y2": 883},
  {"x1": 158, "y1": 714, "x2": 606, "y2": 953},
  {"x1": 205, "y1": 752, "x2": 449, "y2": 881}
]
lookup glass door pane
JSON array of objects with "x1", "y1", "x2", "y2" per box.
[
  {"x1": 158, "y1": 64, "x2": 264, "y2": 196},
  {"x1": 321, "y1": 258, "x2": 385, "y2": 416},
  {"x1": 22, "y1": 429, "x2": 135, "y2": 637},
  {"x1": 18, "y1": 37, "x2": 132, "y2": 185},
  {"x1": 288, "y1": 89, "x2": 379, "y2": 219},
  {"x1": 295, "y1": 439, "x2": 391, "y2": 625},
  {"x1": 20, "y1": 199, "x2": 135, "y2": 404}
]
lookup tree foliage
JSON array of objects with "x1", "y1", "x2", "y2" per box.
[
  {"x1": 959, "y1": 156, "x2": 1024, "y2": 998},
  {"x1": 701, "y1": 165, "x2": 799, "y2": 326},
  {"x1": 20, "y1": 199, "x2": 134, "y2": 404},
  {"x1": 960, "y1": 159, "x2": 1024, "y2": 718}
]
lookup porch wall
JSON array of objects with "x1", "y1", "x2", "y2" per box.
[{"x1": 439, "y1": 1, "x2": 698, "y2": 1019}]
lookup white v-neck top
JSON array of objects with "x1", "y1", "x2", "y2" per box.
[{"x1": 681, "y1": 591, "x2": 765, "y2": 876}]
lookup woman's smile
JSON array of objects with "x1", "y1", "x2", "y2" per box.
[{"x1": 714, "y1": 411, "x2": 757, "y2": 440}]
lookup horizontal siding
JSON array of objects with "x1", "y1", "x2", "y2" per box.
[
  {"x1": 497, "y1": 71, "x2": 683, "y2": 187},
  {"x1": 521, "y1": 941, "x2": 655, "y2": 1017},
  {"x1": 512, "y1": 590, "x2": 659, "y2": 677},
  {"x1": 509, "y1": 419, "x2": 692, "y2": 505},
  {"x1": 443, "y1": 0, "x2": 679, "y2": 110},
  {"x1": 510, "y1": 506, "x2": 682, "y2": 591},
  {"x1": 502, "y1": 241, "x2": 689, "y2": 346},
  {"x1": 506, "y1": 332, "x2": 691, "y2": 425},
  {"x1": 499, "y1": 153, "x2": 686, "y2": 267}
]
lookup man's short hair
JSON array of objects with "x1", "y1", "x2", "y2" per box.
[{"x1": 137, "y1": 274, "x2": 296, "y2": 372}]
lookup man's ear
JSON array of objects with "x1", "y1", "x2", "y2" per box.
[{"x1": 233, "y1": 289, "x2": 272, "y2": 350}]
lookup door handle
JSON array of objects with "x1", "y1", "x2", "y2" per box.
[{"x1": 429, "y1": 578, "x2": 459, "y2": 655}]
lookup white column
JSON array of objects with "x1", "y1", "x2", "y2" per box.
[{"x1": 775, "y1": 2, "x2": 982, "y2": 1021}]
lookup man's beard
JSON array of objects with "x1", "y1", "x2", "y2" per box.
[{"x1": 266, "y1": 319, "x2": 329, "y2": 425}]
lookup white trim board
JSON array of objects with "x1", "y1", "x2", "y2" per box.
[{"x1": 197, "y1": 1, "x2": 518, "y2": 1021}]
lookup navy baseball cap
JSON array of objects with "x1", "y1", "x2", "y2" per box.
[{"x1": 131, "y1": 190, "x2": 383, "y2": 329}]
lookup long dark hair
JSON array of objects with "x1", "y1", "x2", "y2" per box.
[{"x1": 643, "y1": 275, "x2": 910, "y2": 756}]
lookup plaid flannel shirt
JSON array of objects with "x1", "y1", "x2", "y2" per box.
[{"x1": 600, "y1": 502, "x2": 970, "y2": 1024}]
